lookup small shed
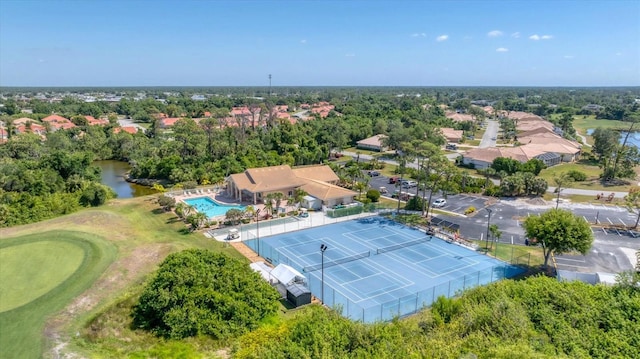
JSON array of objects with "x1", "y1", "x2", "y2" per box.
[
  {"x1": 302, "y1": 195, "x2": 322, "y2": 210},
  {"x1": 286, "y1": 283, "x2": 312, "y2": 307}
]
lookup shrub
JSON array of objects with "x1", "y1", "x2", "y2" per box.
[
  {"x1": 182, "y1": 181, "x2": 198, "y2": 190},
  {"x1": 366, "y1": 189, "x2": 381, "y2": 202},
  {"x1": 279, "y1": 213, "x2": 286, "y2": 217},
  {"x1": 567, "y1": 170, "x2": 587, "y2": 182},
  {"x1": 132, "y1": 250, "x2": 280, "y2": 339},
  {"x1": 405, "y1": 196, "x2": 424, "y2": 211},
  {"x1": 484, "y1": 186, "x2": 501, "y2": 197},
  {"x1": 464, "y1": 206, "x2": 476, "y2": 214}
]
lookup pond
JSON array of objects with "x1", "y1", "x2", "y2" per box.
[
  {"x1": 586, "y1": 129, "x2": 640, "y2": 149},
  {"x1": 94, "y1": 160, "x2": 157, "y2": 198}
]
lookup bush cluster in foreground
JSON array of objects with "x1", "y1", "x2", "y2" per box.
[{"x1": 132, "y1": 249, "x2": 280, "y2": 339}]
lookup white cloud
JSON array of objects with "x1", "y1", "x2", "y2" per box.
[
  {"x1": 564, "y1": 55, "x2": 574, "y2": 59},
  {"x1": 529, "y1": 34, "x2": 553, "y2": 40},
  {"x1": 487, "y1": 30, "x2": 503, "y2": 37},
  {"x1": 345, "y1": 53, "x2": 355, "y2": 57},
  {"x1": 300, "y1": 39, "x2": 307, "y2": 44},
  {"x1": 511, "y1": 32, "x2": 520, "y2": 38},
  {"x1": 411, "y1": 33, "x2": 426, "y2": 37},
  {"x1": 496, "y1": 47, "x2": 508, "y2": 52},
  {"x1": 436, "y1": 34, "x2": 448, "y2": 42}
]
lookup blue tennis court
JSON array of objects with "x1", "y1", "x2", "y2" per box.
[{"x1": 245, "y1": 217, "x2": 523, "y2": 322}]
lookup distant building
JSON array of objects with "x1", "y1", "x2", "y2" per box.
[
  {"x1": 356, "y1": 134, "x2": 388, "y2": 152},
  {"x1": 440, "y1": 128, "x2": 463, "y2": 143}
]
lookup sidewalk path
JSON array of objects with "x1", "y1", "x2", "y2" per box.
[
  {"x1": 575, "y1": 131, "x2": 592, "y2": 148},
  {"x1": 549, "y1": 186, "x2": 628, "y2": 197}
]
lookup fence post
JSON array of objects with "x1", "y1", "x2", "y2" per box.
[
  {"x1": 490, "y1": 266, "x2": 494, "y2": 282},
  {"x1": 398, "y1": 298, "x2": 401, "y2": 317},
  {"x1": 415, "y1": 293, "x2": 419, "y2": 313}
]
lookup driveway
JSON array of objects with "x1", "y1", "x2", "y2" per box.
[{"x1": 479, "y1": 119, "x2": 499, "y2": 148}]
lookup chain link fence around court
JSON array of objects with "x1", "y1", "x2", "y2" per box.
[{"x1": 244, "y1": 235, "x2": 526, "y2": 323}]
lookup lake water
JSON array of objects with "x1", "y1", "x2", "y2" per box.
[
  {"x1": 586, "y1": 129, "x2": 640, "y2": 148},
  {"x1": 94, "y1": 160, "x2": 157, "y2": 198}
]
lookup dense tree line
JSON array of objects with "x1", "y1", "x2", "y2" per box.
[
  {"x1": 232, "y1": 276, "x2": 640, "y2": 359},
  {"x1": 0, "y1": 133, "x2": 115, "y2": 227}
]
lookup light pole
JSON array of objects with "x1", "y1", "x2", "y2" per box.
[
  {"x1": 320, "y1": 244, "x2": 327, "y2": 304},
  {"x1": 256, "y1": 209, "x2": 261, "y2": 256},
  {"x1": 485, "y1": 208, "x2": 492, "y2": 252}
]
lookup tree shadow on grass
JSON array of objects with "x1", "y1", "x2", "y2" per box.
[
  {"x1": 151, "y1": 208, "x2": 166, "y2": 215},
  {"x1": 178, "y1": 228, "x2": 192, "y2": 235},
  {"x1": 166, "y1": 217, "x2": 182, "y2": 224}
]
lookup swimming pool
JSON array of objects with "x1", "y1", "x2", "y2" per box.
[{"x1": 183, "y1": 197, "x2": 245, "y2": 218}]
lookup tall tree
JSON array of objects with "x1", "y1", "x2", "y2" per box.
[{"x1": 523, "y1": 209, "x2": 594, "y2": 269}]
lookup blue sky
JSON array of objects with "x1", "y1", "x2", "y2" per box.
[{"x1": 0, "y1": 0, "x2": 638, "y2": 86}]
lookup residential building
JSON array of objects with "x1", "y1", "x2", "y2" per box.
[
  {"x1": 356, "y1": 134, "x2": 388, "y2": 152},
  {"x1": 42, "y1": 114, "x2": 76, "y2": 131},
  {"x1": 85, "y1": 115, "x2": 109, "y2": 126},
  {"x1": 440, "y1": 128, "x2": 463, "y2": 143}
]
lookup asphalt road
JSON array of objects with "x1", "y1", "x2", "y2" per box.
[{"x1": 479, "y1": 119, "x2": 499, "y2": 148}]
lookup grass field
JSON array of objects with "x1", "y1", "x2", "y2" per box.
[
  {"x1": 0, "y1": 196, "x2": 246, "y2": 359},
  {"x1": 571, "y1": 115, "x2": 629, "y2": 132},
  {"x1": 538, "y1": 162, "x2": 634, "y2": 192},
  {"x1": 0, "y1": 232, "x2": 116, "y2": 359}
]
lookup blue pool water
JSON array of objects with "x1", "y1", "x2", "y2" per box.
[{"x1": 183, "y1": 197, "x2": 245, "y2": 218}]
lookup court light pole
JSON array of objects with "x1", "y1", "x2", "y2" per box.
[
  {"x1": 485, "y1": 208, "x2": 492, "y2": 252},
  {"x1": 320, "y1": 244, "x2": 328, "y2": 304},
  {"x1": 256, "y1": 209, "x2": 261, "y2": 256}
]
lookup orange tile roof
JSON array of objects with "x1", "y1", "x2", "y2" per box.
[
  {"x1": 114, "y1": 126, "x2": 138, "y2": 134},
  {"x1": 160, "y1": 117, "x2": 181, "y2": 127},
  {"x1": 42, "y1": 114, "x2": 70, "y2": 123}
]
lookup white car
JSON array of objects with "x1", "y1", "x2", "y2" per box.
[{"x1": 432, "y1": 199, "x2": 447, "y2": 208}]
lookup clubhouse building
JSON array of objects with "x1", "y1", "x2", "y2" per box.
[{"x1": 226, "y1": 165, "x2": 357, "y2": 209}]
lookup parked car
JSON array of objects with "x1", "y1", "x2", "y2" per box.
[
  {"x1": 227, "y1": 228, "x2": 240, "y2": 240},
  {"x1": 445, "y1": 143, "x2": 458, "y2": 150},
  {"x1": 388, "y1": 176, "x2": 400, "y2": 184},
  {"x1": 368, "y1": 170, "x2": 380, "y2": 176},
  {"x1": 401, "y1": 180, "x2": 417, "y2": 188},
  {"x1": 432, "y1": 199, "x2": 447, "y2": 208}
]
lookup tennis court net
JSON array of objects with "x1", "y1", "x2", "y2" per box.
[
  {"x1": 303, "y1": 251, "x2": 371, "y2": 272},
  {"x1": 376, "y1": 237, "x2": 430, "y2": 254}
]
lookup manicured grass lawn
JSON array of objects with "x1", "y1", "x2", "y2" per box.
[
  {"x1": 0, "y1": 240, "x2": 85, "y2": 312},
  {"x1": 471, "y1": 241, "x2": 544, "y2": 268},
  {"x1": 571, "y1": 115, "x2": 629, "y2": 132},
  {"x1": 344, "y1": 146, "x2": 385, "y2": 157},
  {"x1": 0, "y1": 231, "x2": 116, "y2": 359},
  {"x1": 538, "y1": 162, "x2": 634, "y2": 192}
]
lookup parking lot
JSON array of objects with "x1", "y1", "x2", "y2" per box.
[{"x1": 366, "y1": 173, "x2": 640, "y2": 274}]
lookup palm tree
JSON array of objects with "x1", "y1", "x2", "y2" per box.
[
  {"x1": 175, "y1": 202, "x2": 186, "y2": 219},
  {"x1": 354, "y1": 182, "x2": 367, "y2": 199},
  {"x1": 272, "y1": 192, "x2": 285, "y2": 215},
  {"x1": 293, "y1": 188, "x2": 308, "y2": 209},
  {"x1": 263, "y1": 193, "x2": 276, "y2": 217}
]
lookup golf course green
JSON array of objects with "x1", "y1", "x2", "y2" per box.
[{"x1": 0, "y1": 231, "x2": 116, "y2": 359}]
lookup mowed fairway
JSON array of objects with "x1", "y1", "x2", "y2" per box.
[{"x1": 0, "y1": 232, "x2": 116, "y2": 359}]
